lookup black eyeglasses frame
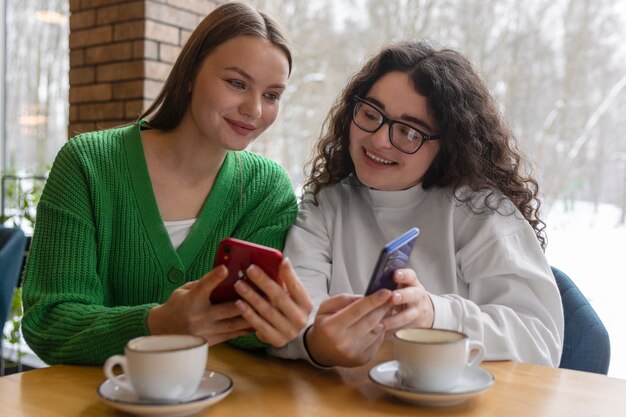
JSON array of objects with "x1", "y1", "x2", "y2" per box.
[{"x1": 352, "y1": 96, "x2": 440, "y2": 154}]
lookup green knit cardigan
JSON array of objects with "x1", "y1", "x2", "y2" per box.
[{"x1": 22, "y1": 123, "x2": 297, "y2": 365}]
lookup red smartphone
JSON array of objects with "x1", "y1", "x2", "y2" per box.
[{"x1": 210, "y1": 237, "x2": 284, "y2": 304}]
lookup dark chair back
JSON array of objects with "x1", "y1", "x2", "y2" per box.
[
  {"x1": 552, "y1": 266, "x2": 611, "y2": 374},
  {"x1": 0, "y1": 226, "x2": 27, "y2": 326}
]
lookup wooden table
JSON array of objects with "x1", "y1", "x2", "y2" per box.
[{"x1": 1, "y1": 342, "x2": 626, "y2": 417}]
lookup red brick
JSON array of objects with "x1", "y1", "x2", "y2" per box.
[
  {"x1": 96, "y1": 61, "x2": 144, "y2": 82},
  {"x1": 164, "y1": 0, "x2": 216, "y2": 16},
  {"x1": 85, "y1": 42, "x2": 133, "y2": 65},
  {"x1": 145, "y1": 79, "x2": 164, "y2": 100},
  {"x1": 70, "y1": 84, "x2": 113, "y2": 104},
  {"x1": 180, "y1": 29, "x2": 193, "y2": 47},
  {"x1": 69, "y1": 122, "x2": 97, "y2": 137},
  {"x1": 112, "y1": 80, "x2": 144, "y2": 100},
  {"x1": 145, "y1": 20, "x2": 180, "y2": 44},
  {"x1": 113, "y1": 21, "x2": 144, "y2": 41},
  {"x1": 69, "y1": 0, "x2": 221, "y2": 131},
  {"x1": 78, "y1": 102, "x2": 125, "y2": 121},
  {"x1": 145, "y1": 3, "x2": 197, "y2": 29},
  {"x1": 96, "y1": 120, "x2": 130, "y2": 130},
  {"x1": 70, "y1": 49, "x2": 85, "y2": 67},
  {"x1": 69, "y1": 105, "x2": 78, "y2": 122},
  {"x1": 81, "y1": 0, "x2": 128, "y2": 9},
  {"x1": 70, "y1": 10, "x2": 96, "y2": 31},
  {"x1": 69, "y1": 67, "x2": 96, "y2": 86},
  {"x1": 145, "y1": 60, "x2": 172, "y2": 82},
  {"x1": 69, "y1": 0, "x2": 81, "y2": 13},
  {"x1": 97, "y1": 2, "x2": 145, "y2": 25},
  {"x1": 135, "y1": 40, "x2": 159, "y2": 60},
  {"x1": 125, "y1": 99, "x2": 151, "y2": 119},
  {"x1": 69, "y1": 26, "x2": 113, "y2": 48},
  {"x1": 159, "y1": 43, "x2": 180, "y2": 64}
]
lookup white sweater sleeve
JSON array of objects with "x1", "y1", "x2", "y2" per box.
[
  {"x1": 267, "y1": 198, "x2": 332, "y2": 364},
  {"x1": 431, "y1": 227, "x2": 563, "y2": 367}
]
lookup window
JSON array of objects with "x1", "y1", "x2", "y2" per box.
[{"x1": 0, "y1": 0, "x2": 68, "y2": 232}]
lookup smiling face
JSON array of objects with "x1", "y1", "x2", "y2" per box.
[
  {"x1": 348, "y1": 71, "x2": 441, "y2": 191},
  {"x1": 183, "y1": 35, "x2": 290, "y2": 151}
]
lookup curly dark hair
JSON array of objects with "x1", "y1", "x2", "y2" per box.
[{"x1": 305, "y1": 40, "x2": 546, "y2": 249}]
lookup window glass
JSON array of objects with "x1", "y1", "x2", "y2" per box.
[
  {"x1": 1, "y1": 0, "x2": 68, "y2": 232},
  {"x1": 3, "y1": 0, "x2": 68, "y2": 174}
]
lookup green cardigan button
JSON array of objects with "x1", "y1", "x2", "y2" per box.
[{"x1": 167, "y1": 267, "x2": 185, "y2": 283}]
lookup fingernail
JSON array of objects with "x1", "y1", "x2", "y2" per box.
[
  {"x1": 373, "y1": 322, "x2": 385, "y2": 334},
  {"x1": 246, "y1": 264, "x2": 260, "y2": 278},
  {"x1": 235, "y1": 300, "x2": 247, "y2": 311},
  {"x1": 217, "y1": 265, "x2": 228, "y2": 275},
  {"x1": 395, "y1": 270, "x2": 404, "y2": 280},
  {"x1": 234, "y1": 280, "x2": 248, "y2": 292},
  {"x1": 378, "y1": 289, "x2": 391, "y2": 301},
  {"x1": 393, "y1": 292, "x2": 402, "y2": 302}
]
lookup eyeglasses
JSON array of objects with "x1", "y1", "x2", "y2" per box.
[{"x1": 352, "y1": 96, "x2": 440, "y2": 154}]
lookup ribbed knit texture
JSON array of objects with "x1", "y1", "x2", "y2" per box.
[{"x1": 22, "y1": 123, "x2": 297, "y2": 365}]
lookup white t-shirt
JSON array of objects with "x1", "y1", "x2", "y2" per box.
[
  {"x1": 269, "y1": 176, "x2": 564, "y2": 367},
  {"x1": 164, "y1": 218, "x2": 196, "y2": 250}
]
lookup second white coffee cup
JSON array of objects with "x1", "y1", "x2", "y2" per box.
[
  {"x1": 103, "y1": 334, "x2": 208, "y2": 402},
  {"x1": 393, "y1": 328, "x2": 485, "y2": 392}
]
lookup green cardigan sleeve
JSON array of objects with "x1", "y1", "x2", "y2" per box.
[{"x1": 22, "y1": 139, "x2": 153, "y2": 365}]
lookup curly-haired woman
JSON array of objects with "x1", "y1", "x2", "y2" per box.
[{"x1": 270, "y1": 40, "x2": 563, "y2": 368}]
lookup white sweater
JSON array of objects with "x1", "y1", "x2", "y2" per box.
[{"x1": 270, "y1": 176, "x2": 564, "y2": 367}]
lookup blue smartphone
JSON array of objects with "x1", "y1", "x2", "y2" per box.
[{"x1": 364, "y1": 227, "x2": 420, "y2": 295}]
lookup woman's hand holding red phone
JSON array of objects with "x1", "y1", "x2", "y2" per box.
[
  {"x1": 147, "y1": 238, "x2": 313, "y2": 349},
  {"x1": 233, "y1": 258, "x2": 313, "y2": 347},
  {"x1": 146, "y1": 265, "x2": 253, "y2": 346}
]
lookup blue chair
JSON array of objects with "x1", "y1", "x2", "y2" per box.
[
  {"x1": 1, "y1": 226, "x2": 27, "y2": 327},
  {"x1": 552, "y1": 266, "x2": 610, "y2": 374}
]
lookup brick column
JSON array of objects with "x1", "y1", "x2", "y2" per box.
[{"x1": 68, "y1": 0, "x2": 219, "y2": 137}]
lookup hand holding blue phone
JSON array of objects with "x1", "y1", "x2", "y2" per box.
[{"x1": 364, "y1": 228, "x2": 420, "y2": 295}]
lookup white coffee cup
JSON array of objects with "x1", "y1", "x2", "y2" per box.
[
  {"x1": 103, "y1": 334, "x2": 208, "y2": 401},
  {"x1": 393, "y1": 328, "x2": 485, "y2": 392}
]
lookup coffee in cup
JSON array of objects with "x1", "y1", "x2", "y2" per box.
[
  {"x1": 103, "y1": 334, "x2": 208, "y2": 401},
  {"x1": 393, "y1": 328, "x2": 485, "y2": 392}
]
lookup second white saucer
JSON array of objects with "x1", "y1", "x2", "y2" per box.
[
  {"x1": 369, "y1": 360, "x2": 494, "y2": 407},
  {"x1": 97, "y1": 369, "x2": 233, "y2": 417}
]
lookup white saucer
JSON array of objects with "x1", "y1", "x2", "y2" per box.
[
  {"x1": 369, "y1": 360, "x2": 494, "y2": 407},
  {"x1": 97, "y1": 370, "x2": 233, "y2": 417}
]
